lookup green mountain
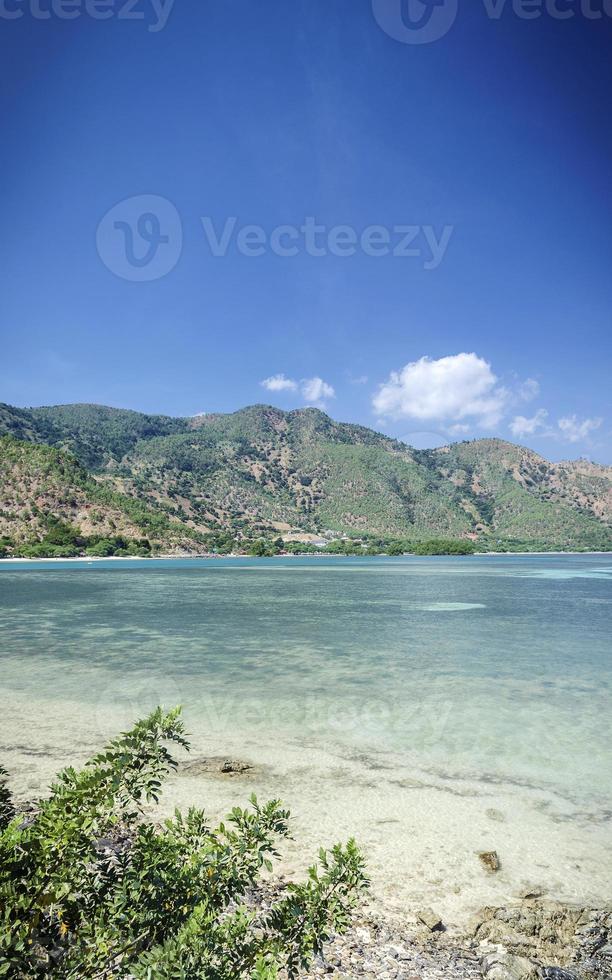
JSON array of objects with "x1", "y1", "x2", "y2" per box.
[
  {"x1": 0, "y1": 402, "x2": 186, "y2": 470},
  {"x1": 0, "y1": 435, "x2": 205, "y2": 558},
  {"x1": 426, "y1": 439, "x2": 612, "y2": 550},
  {"x1": 1, "y1": 401, "x2": 611, "y2": 554}
]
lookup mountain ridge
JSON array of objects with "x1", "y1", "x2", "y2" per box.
[
  {"x1": 1, "y1": 401, "x2": 611, "y2": 553},
  {"x1": 3, "y1": 399, "x2": 608, "y2": 468}
]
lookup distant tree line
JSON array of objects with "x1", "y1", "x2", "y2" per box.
[
  {"x1": 1, "y1": 517, "x2": 152, "y2": 559},
  {"x1": 0, "y1": 525, "x2": 480, "y2": 560},
  {"x1": 239, "y1": 536, "x2": 477, "y2": 558}
]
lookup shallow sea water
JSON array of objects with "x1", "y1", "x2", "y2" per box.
[{"x1": 1, "y1": 554, "x2": 610, "y2": 923}]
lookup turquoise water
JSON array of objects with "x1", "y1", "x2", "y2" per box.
[{"x1": 1, "y1": 553, "x2": 610, "y2": 811}]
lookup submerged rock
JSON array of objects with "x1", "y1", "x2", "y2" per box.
[
  {"x1": 518, "y1": 885, "x2": 545, "y2": 900},
  {"x1": 182, "y1": 756, "x2": 254, "y2": 776},
  {"x1": 479, "y1": 851, "x2": 501, "y2": 872},
  {"x1": 221, "y1": 758, "x2": 252, "y2": 773}
]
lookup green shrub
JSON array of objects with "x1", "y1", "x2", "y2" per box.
[
  {"x1": 411, "y1": 538, "x2": 476, "y2": 556},
  {"x1": 85, "y1": 538, "x2": 119, "y2": 557},
  {"x1": 0, "y1": 767, "x2": 14, "y2": 831},
  {"x1": 385, "y1": 542, "x2": 404, "y2": 556},
  {"x1": 0, "y1": 708, "x2": 367, "y2": 978},
  {"x1": 248, "y1": 539, "x2": 277, "y2": 557},
  {"x1": 324, "y1": 540, "x2": 364, "y2": 556},
  {"x1": 40, "y1": 519, "x2": 82, "y2": 548},
  {"x1": 16, "y1": 543, "x2": 81, "y2": 559}
]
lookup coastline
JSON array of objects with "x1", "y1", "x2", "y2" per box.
[
  {"x1": 1, "y1": 550, "x2": 612, "y2": 564},
  {"x1": 2, "y1": 553, "x2": 610, "y2": 977},
  {"x1": 2, "y1": 699, "x2": 612, "y2": 980},
  {"x1": 4, "y1": 686, "x2": 611, "y2": 930}
]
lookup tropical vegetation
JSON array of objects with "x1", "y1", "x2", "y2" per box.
[{"x1": 0, "y1": 708, "x2": 367, "y2": 978}]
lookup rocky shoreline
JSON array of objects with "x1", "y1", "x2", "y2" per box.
[
  {"x1": 298, "y1": 901, "x2": 611, "y2": 980},
  {"x1": 244, "y1": 880, "x2": 611, "y2": 980}
]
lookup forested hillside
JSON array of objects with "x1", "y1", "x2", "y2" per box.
[
  {"x1": 1, "y1": 401, "x2": 611, "y2": 554},
  {"x1": 0, "y1": 436, "x2": 206, "y2": 558}
]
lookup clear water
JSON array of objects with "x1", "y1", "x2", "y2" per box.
[{"x1": 1, "y1": 554, "x2": 611, "y2": 920}]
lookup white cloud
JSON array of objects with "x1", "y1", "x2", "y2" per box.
[
  {"x1": 509, "y1": 409, "x2": 550, "y2": 439},
  {"x1": 301, "y1": 376, "x2": 335, "y2": 406},
  {"x1": 509, "y1": 410, "x2": 604, "y2": 445},
  {"x1": 373, "y1": 353, "x2": 508, "y2": 429},
  {"x1": 260, "y1": 373, "x2": 335, "y2": 407},
  {"x1": 261, "y1": 374, "x2": 298, "y2": 392},
  {"x1": 518, "y1": 378, "x2": 540, "y2": 402},
  {"x1": 557, "y1": 415, "x2": 602, "y2": 443}
]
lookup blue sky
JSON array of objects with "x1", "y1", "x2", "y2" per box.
[{"x1": 1, "y1": 0, "x2": 611, "y2": 460}]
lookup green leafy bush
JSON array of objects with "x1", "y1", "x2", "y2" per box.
[
  {"x1": 247, "y1": 539, "x2": 279, "y2": 557},
  {"x1": 0, "y1": 709, "x2": 367, "y2": 978},
  {"x1": 385, "y1": 542, "x2": 405, "y2": 556},
  {"x1": 0, "y1": 767, "x2": 14, "y2": 831},
  {"x1": 410, "y1": 538, "x2": 476, "y2": 556}
]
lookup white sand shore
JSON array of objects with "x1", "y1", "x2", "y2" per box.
[{"x1": 1, "y1": 551, "x2": 611, "y2": 564}]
